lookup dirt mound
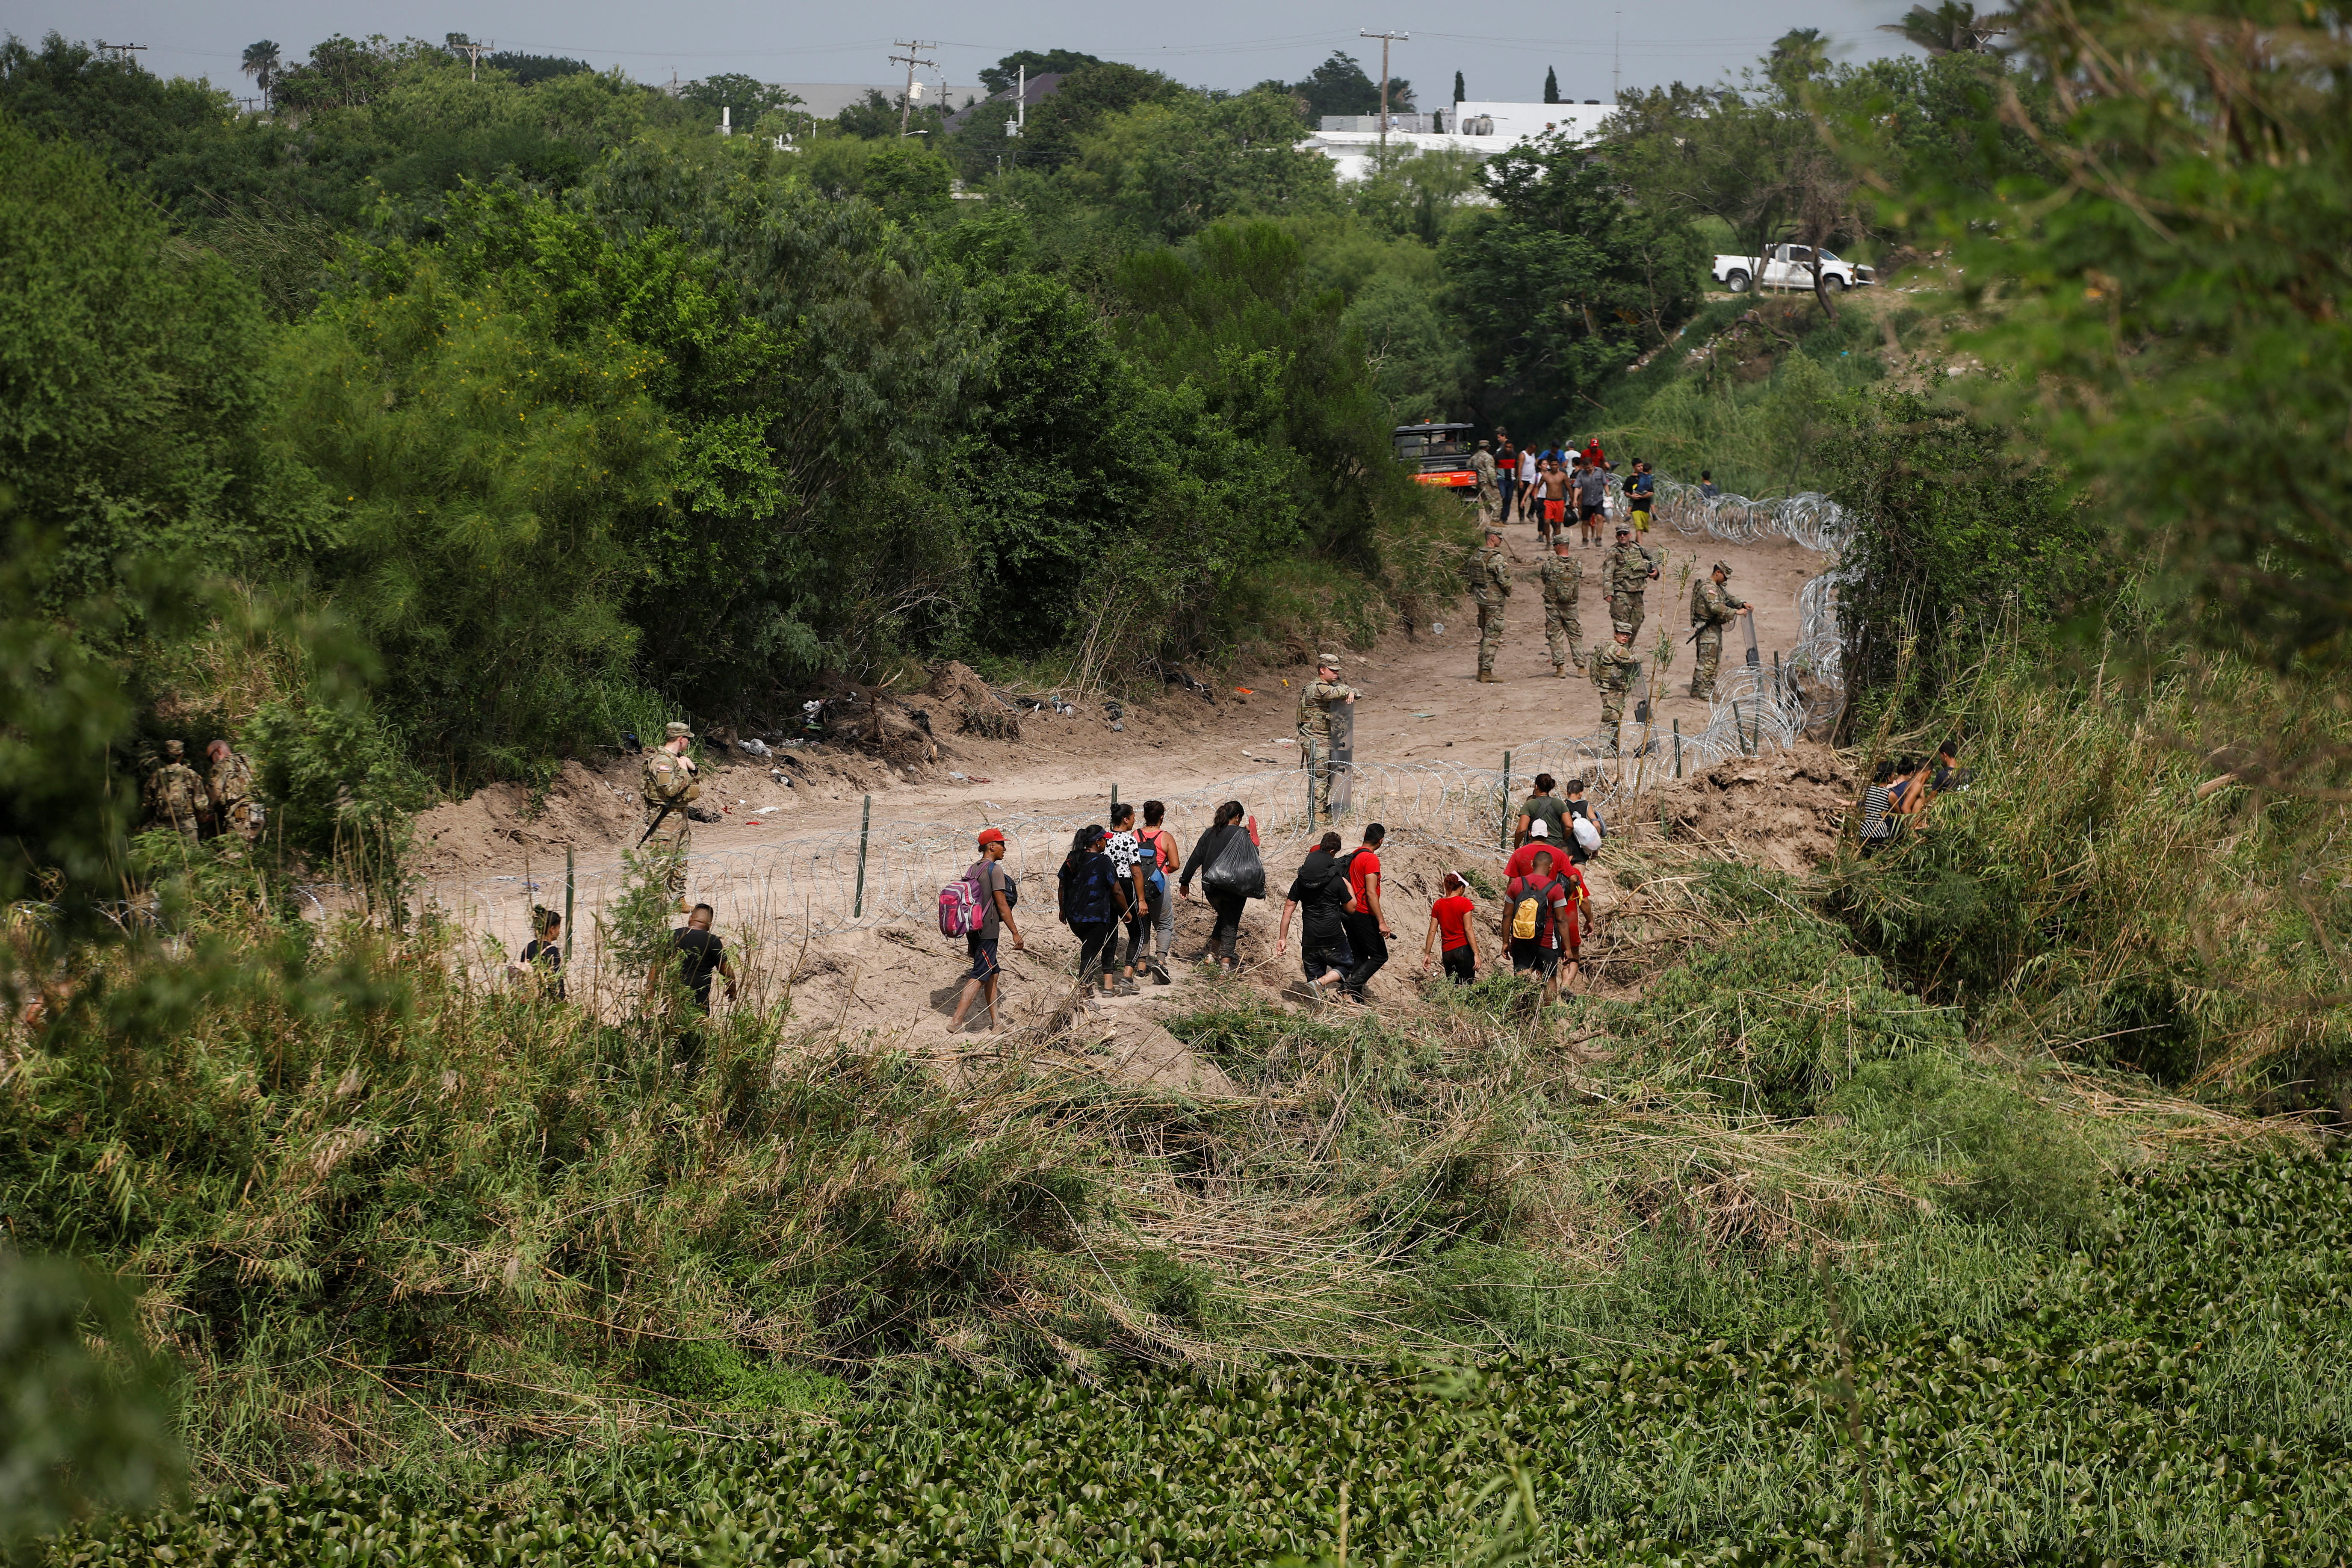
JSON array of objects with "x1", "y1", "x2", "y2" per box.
[
  {"x1": 1649, "y1": 743, "x2": 1854, "y2": 875},
  {"x1": 926, "y1": 660, "x2": 1002, "y2": 712},
  {"x1": 414, "y1": 759, "x2": 643, "y2": 874}
]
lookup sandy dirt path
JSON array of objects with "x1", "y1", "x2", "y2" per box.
[{"x1": 402, "y1": 513, "x2": 1833, "y2": 1058}]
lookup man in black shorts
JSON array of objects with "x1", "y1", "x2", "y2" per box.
[{"x1": 1503, "y1": 848, "x2": 1573, "y2": 1004}]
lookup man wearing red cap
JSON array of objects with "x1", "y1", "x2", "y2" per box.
[{"x1": 949, "y1": 828, "x2": 1025, "y2": 1031}]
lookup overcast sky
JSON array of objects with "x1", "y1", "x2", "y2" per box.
[{"x1": 20, "y1": 0, "x2": 1929, "y2": 103}]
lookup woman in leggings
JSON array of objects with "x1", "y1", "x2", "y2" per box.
[{"x1": 1178, "y1": 800, "x2": 1257, "y2": 972}]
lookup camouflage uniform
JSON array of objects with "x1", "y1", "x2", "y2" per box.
[
  {"x1": 1469, "y1": 446, "x2": 1501, "y2": 527},
  {"x1": 1466, "y1": 542, "x2": 1512, "y2": 679},
  {"x1": 145, "y1": 742, "x2": 207, "y2": 840},
  {"x1": 1602, "y1": 538, "x2": 1660, "y2": 643},
  {"x1": 1589, "y1": 641, "x2": 1641, "y2": 749},
  {"x1": 1296, "y1": 661, "x2": 1360, "y2": 822},
  {"x1": 1539, "y1": 551, "x2": 1585, "y2": 673},
  {"x1": 641, "y1": 723, "x2": 700, "y2": 909},
  {"x1": 1688, "y1": 568, "x2": 1750, "y2": 699},
  {"x1": 207, "y1": 747, "x2": 260, "y2": 843}
]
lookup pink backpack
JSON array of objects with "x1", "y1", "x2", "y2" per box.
[{"x1": 937, "y1": 862, "x2": 987, "y2": 937}]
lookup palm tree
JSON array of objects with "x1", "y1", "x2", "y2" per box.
[
  {"x1": 1769, "y1": 27, "x2": 1830, "y2": 83},
  {"x1": 240, "y1": 39, "x2": 279, "y2": 106},
  {"x1": 1878, "y1": 3, "x2": 2006, "y2": 56}
]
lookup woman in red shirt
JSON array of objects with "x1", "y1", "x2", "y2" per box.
[{"x1": 1420, "y1": 871, "x2": 1482, "y2": 985}]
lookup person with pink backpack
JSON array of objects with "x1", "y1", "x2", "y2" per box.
[{"x1": 946, "y1": 827, "x2": 1025, "y2": 1032}]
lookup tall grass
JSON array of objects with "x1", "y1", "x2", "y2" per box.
[{"x1": 1823, "y1": 650, "x2": 2352, "y2": 1110}]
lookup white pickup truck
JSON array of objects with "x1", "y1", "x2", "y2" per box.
[{"x1": 1713, "y1": 244, "x2": 1874, "y2": 294}]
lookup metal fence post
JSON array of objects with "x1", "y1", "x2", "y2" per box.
[
  {"x1": 564, "y1": 846, "x2": 576, "y2": 977},
  {"x1": 1672, "y1": 719, "x2": 1682, "y2": 778},
  {"x1": 1110, "y1": 783, "x2": 1118, "y2": 813},
  {"x1": 852, "y1": 794, "x2": 872, "y2": 918},
  {"x1": 1499, "y1": 749, "x2": 1512, "y2": 851}
]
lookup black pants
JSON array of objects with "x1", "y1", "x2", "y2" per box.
[
  {"x1": 1071, "y1": 920, "x2": 1116, "y2": 985},
  {"x1": 1120, "y1": 887, "x2": 1158, "y2": 970},
  {"x1": 1342, "y1": 912, "x2": 1388, "y2": 997},
  {"x1": 1442, "y1": 947, "x2": 1476, "y2": 985},
  {"x1": 1206, "y1": 890, "x2": 1247, "y2": 945}
]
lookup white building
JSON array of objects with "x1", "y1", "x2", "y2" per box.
[{"x1": 1295, "y1": 100, "x2": 1617, "y2": 183}]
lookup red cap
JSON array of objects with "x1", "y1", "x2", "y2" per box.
[{"x1": 976, "y1": 827, "x2": 1006, "y2": 846}]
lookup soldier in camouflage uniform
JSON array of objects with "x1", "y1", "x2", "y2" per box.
[
  {"x1": 1589, "y1": 630, "x2": 1640, "y2": 753},
  {"x1": 641, "y1": 721, "x2": 701, "y2": 910},
  {"x1": 1601, "y1": 523, "x2": 1661, "y2": 643},
  {"x1": 1539, "y1": 534, "x2": 1586, "y2": 676},
  {"x1": 1296, "y1": 654, "x2": 1360, "y2": 824},
  {"x1": 1466, "y1": 524, "x2": 1512, "y2": 683},
  {"x1": 205, "y1": 739, "x2": 260, "y2": 844},
  {"x1": 1688, "y1": 560, "x2": 1752, "y2": 700},
  {"x1": 145, "y1": 741, "x2": 209, "y2": 840},
  {"x1": 1469, "y1": 440, "x2": 1501, "y2": 529}
]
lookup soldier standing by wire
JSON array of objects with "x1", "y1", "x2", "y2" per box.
[
  {"x1": 1539, "y1": 533, "x2": 1586, "y2": 677},
  {"x1": 1469, "y1": 439, "x2": 1501, "y2": 530},
  {"x1": 641, "y1": 721, "x2": 700, "y2": 910},
  {"x1": 1688, "y1": 560, "x2": 1752, "y2": 700},
  {"x1": 145, "y1": 740, "x2": 208, "y2": 840},
  {"x1": 1467, "y1": 524, "x2": 1512, "y2": 683},
  {"x1": 1590, "y1": 629, "x2": 1640, "y2": 755},
  {"x1": 1297, "y1": 654, "x2": 1359, "y2": 824},
  {"x1": 204, "y1": 738, "x2": 259, "y2": 844},
  {"x1": 1602, "y1": 523, "x2": 1661, "y2": 644}
]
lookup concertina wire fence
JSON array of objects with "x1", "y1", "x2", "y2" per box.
[{"x1": 384, "y1": 476, "x2": 1855, "y2": 978}]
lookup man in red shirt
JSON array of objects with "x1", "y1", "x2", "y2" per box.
[
  {"x1": 1339, "y1": 823, "x2": 1395, "y2": 1001},
  {"x1": 1504, "y1": 818, "x2": 1564, "y2": 880},
  {"x1": 1496, "y1": 851, "x2": 1590, "y2": 1001}
]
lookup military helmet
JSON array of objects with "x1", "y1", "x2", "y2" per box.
[
  {"x1": 163, "y1": 739, "x2": 184, "y2": 757},
  {"x1": 1315, "y1": 653, "x2": 1342, "y2": 670},
  {"x1": 664, "y1": 721, "x2": 693, "y2": 740},
  {"x1": 1712, "y1": 560, "x2": 1733, "y2": 576}
]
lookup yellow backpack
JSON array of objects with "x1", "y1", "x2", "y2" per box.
[{"x1": 1509, "y1": 877, "x2": 1551, "y2": 941}]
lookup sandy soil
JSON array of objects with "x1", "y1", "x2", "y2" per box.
[{"x1": 402, "y1": 517, "x2": 1844, "y2": 1084}]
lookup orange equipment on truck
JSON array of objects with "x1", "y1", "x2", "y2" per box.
[{"x1": 1392, "y1": 422, "x2": 1480, "y2": 490}]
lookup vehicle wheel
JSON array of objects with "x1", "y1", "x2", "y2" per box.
[
  {"x1": 1823, "y1": 275, "x2": 1846, "y2": 294},
  {"x1": 1725, "y1": 270, "x2": 1751, "y2": 294}
]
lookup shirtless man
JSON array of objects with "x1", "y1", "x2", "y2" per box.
[{"x1": 1536, "y1": 458, "x2": 1572, "y2": 547}]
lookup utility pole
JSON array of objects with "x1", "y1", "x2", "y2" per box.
[
  {"x1": 458, "y1": 37, "x2": 492, "y2": 81},
  {"x1": 1613, "y1": 13, "x2": 1621, "y2": 102},
  {"x1": 890, "y1": 39, "x2": 937, "y2": 137},
  {"x1": 92, "y1": 40, "x2": 148, "y2": 64},
  {"x1": 1359, "y1": 30, "x2": 1409, "y2": 154}
]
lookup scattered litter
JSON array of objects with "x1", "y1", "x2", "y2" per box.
[
  {"x1": 968, "y1": 776, "x2": 993, "y2": 784},
  {"x1": 1430, "y1": 623, "x2": 1445, "y2": 634},
  {"x1": 737, "y1": 737, "x2": 772, "y2": 757},
  {"x1": 1233, "y1": 687, "x2": 1254, "y2": 695},
  {"x1": 1274, "y1": 738, "x2": 1295, "y2": 747},
  {"x1": 949, "y1": 771, "x2": 967, "y2": 782},
  {"x1": 1412, "y1": 712, "x2": 1436, "y2": 718}
]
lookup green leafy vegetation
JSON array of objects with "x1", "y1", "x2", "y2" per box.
[{"x1": 46, "y1": 1145, "x2": 2351, "y2": 1563}]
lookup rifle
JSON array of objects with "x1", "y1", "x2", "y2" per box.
[{"x1": 636, "y1": 797, "x2": 681, "y2": 849}]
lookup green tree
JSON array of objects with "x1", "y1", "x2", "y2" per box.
[
  {"x1": 978, "y1": 50, "x2": 1104, "y2": 96},
  {"x1": 1820, "y1": 390, "x2": 2095, "y2": 723},
  {"x1": 1064, "y1": 89, "x2": 1341, "y2": 242},
  {"x1": 1442, "y1": 137, "x2": 1707, "y2": 431},
  {"x1": 1258, "y1": 50, "x2": 1414, "y2": 122},
  {"x1": 1454, "y1": 70, "x2": 1466, "y2": 104},
  {"x1": 1016, "y1": 62, "x2": 1180, "y2": 168},
  {"x1": 1544, "y1": 66, "x2": 1560, "y2": 103},
  {"x1": 1877, "y1": 2, "x2": 2006, "y2": 55},
  {"x1": 274, "y1": 251, "x2": 672, "y2": 774},
  {"x1": 239, "y1": 39, "x2": 279, "y2": 104},
  {"x1": 680, "y1": 72, "x2": 803, "y2": 124},
  {"x1": 0, "y1": 120, "x2": 319, "y2": 606},
  {"x1": 1884, "y1": 0, "x2": 2352, "y2": 685}
]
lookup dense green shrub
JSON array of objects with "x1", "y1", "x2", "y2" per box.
[{"x1": 50, "y1": 1146, "x2": 2352, "y2": 1565}]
